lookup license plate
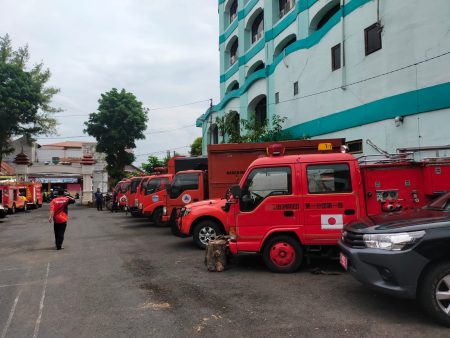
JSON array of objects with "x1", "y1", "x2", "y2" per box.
[{"x1": 340, "y1": 252, "x2": 348, "y2": 270}]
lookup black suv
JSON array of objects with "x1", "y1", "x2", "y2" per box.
[{"x1": 339, "y1": 192, "x2": 450, "y2": 326}]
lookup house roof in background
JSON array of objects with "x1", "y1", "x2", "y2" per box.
[
  {"x1": 0, "y1": 161, "x2": 15, "y2": 175},
  {"x1": 42, "y1": 141, "x2": 84, "y2": 148}
]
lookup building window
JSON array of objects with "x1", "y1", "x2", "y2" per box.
[
  {"x1": 229, "y1": 0, "x2": 238, "y2": 23},
  {"x1": 346, "y1": 139, "x2": 363, "y2": 154},
  {"x1": 226, "y1": 81, "x2": 239, "y2": 93},
  {"x1": 275, "y1": 92, "x2": 280, "y2": 104},
  {"x1": 279, "y1": 0, "x2": 296, "y2": 19},
  {"x1": 210, "y1": 124, "x2": 219, "y2": 144},
  {"x1": 254, "y1": 97, "x2": 267, "y2": 125},
  {"x1": 316, "y1": 4, "x2": 340, "y2": 30},
  {"x1": 364, "y1": 23, "x2": 382, "y2": 55},
  {"x1": 251, "y1": 12, "x2": 264, "y2": 44},
  {"x1": 331, "y1": 43, "x2": 341, "y2": 71},
  {"x1": 230, "y1": 39, "x2": 239, "y2": 66},
  {"x1": 274, "y1": 34, "x2": 296, "y2": 57},
  {"x1": 293, "y1": 81, "x2": 299, "y2": 96}
]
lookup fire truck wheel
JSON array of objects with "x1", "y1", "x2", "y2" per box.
[
  {"x1": 23, "y1": 203, "x2": 27, "y2": 212},
  {"x1": 419, "y1": 261, "x2": 450, "y2": 327},
  {"x1": 152, "y1": 207, "x2": 165, "y2": 227},
  {"x1": 262, "y1": 235, "x2": 303, "y2": 273},
  {"x1": 193, "y1": 220, "x2": 224, "y2": 249},
  {"x1": 9, "y1": 204, "x2": 16, "y2": 214}
]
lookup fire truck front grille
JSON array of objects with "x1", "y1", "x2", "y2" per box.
[{"x1": 342, "y1": 231, "x2": 366, "y2": 248}]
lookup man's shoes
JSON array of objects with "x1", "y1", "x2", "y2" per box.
[{"x1": 56, "y1": 246, "x2": 64, "y2": 250}]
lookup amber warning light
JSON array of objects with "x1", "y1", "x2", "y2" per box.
[
  {"x1": 318, "y1": 143, "x2": 333, "y2": 151},
  {"x1": 267, "y1": 144, "x2": 285, "y2": 157}
]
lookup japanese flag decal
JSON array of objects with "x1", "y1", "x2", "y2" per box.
[{"x1": 321, "y1": 214, "x2": 344, "y2": 229}]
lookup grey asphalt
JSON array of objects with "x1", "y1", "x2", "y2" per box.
[{"x1": 0, "y1": 204, "x2": 448, "y2": 338}]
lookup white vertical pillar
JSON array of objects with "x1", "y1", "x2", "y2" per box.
[{"x1": 81, "y1": 163, "x2": 94, "y2": 205}]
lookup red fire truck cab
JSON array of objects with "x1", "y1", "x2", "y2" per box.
[
  {"x1": 116, "y1": 179, "x2": 131, "y2": 209},
  {"x1": 186, "y1": 147, "x2": 450, "y2": 272},
  {"x1": 132, "y1": 174, "x2": 173, "y2": 224}
]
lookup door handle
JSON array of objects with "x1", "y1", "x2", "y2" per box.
[
  {"x1": 344, "y1": 209, "x2": 355, "y2": 215},
  {"x1": 193, "y1": 199, "x2": 199, "y2": 202},
  {"x1": 283, "y1": 210, "x2": 294, "y2": 217}
]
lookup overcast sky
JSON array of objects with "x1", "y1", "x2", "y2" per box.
[{"x1": 0, "y1": 0, "x2": 219, "y2": 164}]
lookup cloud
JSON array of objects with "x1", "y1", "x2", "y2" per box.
[{"x1": 0, "y1": 0, "x2": 219, "y2": 164}]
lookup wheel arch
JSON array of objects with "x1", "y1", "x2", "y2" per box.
[
  {"x1": 416, "y1": 259, "x2": 450, "y2": 298},
  {"x1": 260, "y1": 230, "x2": 303, "y2": 253},
  {"x1": 191, "y1": 216, "x2": 225, "y2": 235}
]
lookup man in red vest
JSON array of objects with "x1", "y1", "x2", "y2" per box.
[{"x1": 48, "y1": 190, "x2": 76, "y2": 250}]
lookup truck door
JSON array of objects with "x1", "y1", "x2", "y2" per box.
[
  {"x1": 168, "y1": 172, "x2": 203, "y2": 207},
  {"x1": 235, "y1": 166, "x2": 299, "y2": 251},
  {"x1": 301, "y1": 162, "x2": 359, "y2": 244}
]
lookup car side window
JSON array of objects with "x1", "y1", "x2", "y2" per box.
[
  {"x1": 169, "y1": 173, "x2": 199, "y2": 199},
  {"x1": 146, "y1": 179, "x2": 160, "y2": 195},
  {"x1": 240, "y1": 167, "x2": 292, "y2": 212},
  {"x1": 307, "y1": 163, "x2": 352, "y2": 194}
]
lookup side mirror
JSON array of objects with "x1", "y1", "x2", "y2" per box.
[
  {"x1": 230, "y1": 184, "x2": 241, "y2": 199},
  {"x1": 222, "y1": 201, "x2": 232, "y2": 213}
]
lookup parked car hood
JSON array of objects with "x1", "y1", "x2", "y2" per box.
[
  {"x1": 185, "y1": 198, "x2": 226, "y2": 209},
  {"x1": 346, "y1": 208, "x2": 450, "y2": 233}
]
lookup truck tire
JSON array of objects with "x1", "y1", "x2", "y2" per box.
[
  {"x1": 152, "y1": 207, "x2": 165, "y2": 227},
  {"x1": 193, "y1": 220, "x2": 224, "y2": 249},
  {"x1": 9, "y1": 204, "x2": 16, "y2": 215},
  {"x1": 419, "y1": 262, "x2": 450, "y2": 327},
  {"x1": 262, "y1": 235, "x2": 303, "y2": 273},
  {"x1": 23, "y1": 203, "x2": 27, "y2": 212}
]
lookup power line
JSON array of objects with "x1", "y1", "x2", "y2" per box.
[
  {"x1": 223, "y1": 50, "x2": 450, "y2": 110},
  {"x1": 37, "y1": 124, "x2": 198, "y2": 140},
  {"x1": 53, "y1": 98, "x2": 213, "y2": 117},
  {"x1": 135, "y1": 145, "x2": 190, "y2": 157},
  {"x1": 148, "y1": 99, "x2": 211, "y2": 111}
]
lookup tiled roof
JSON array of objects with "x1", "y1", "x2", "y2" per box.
[
  {"x1": 42, "y1": 141, "x2": 84, "y2": 148},
  {"x1": 0, "y1": 161, "x2": 15, "y2": 175}
]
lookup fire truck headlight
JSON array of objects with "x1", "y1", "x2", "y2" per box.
[{"x1": 363, "y1": 231, "x2": 425, "y2": 251}]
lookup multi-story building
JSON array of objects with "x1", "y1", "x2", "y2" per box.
[{"x1": 197, "y1": 0, "x2": 450, "y2": 157}]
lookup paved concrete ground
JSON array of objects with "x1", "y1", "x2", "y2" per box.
[{"x1": 0, "y1": 205, "x2": 449, "y2": 338}]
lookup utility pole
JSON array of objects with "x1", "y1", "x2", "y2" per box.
[{"x1": 209, "y1": 98, "x2": 213, "y2": 145}]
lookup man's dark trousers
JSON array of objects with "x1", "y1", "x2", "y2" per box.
[
  {"x1": 54, "y1": 222, "x2": 67, "y2": 249},
  {"x1": 96, "y1": 200, "x2": 102, "y2": 211}
]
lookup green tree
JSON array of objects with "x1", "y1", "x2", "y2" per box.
[
  {"x1": 141, "y1": 155, "x2": 164, "y2": 173},
  {"x1": 190, "y1": 137, "x2": 203, "y2": 156},
  {"x1": 0, "y1": 34, "x2": 59, "y2": 163},
  {"x1": 84, "y1": 88, "x2": 148, "y2": 186}
]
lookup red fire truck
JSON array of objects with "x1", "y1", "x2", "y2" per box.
[
  {"x1": 0, "y1": 184, "x2": 27, "y2": 213},
  {"x1": 126, "y1": 176, "x2": 148, "y2": 213},
  {"x1": 23, "y1": 182, "x2": 43, "y2": 208},
  {"x1": 115, "y1": 179, "x2": 131, "y2": 209},
  {"x1": 132, "y1": 174, "x2": 173, "y2": 224},
  {"x1": 0, "y1": 188, "x2": 6, "y2": 218},
  {"x1": 178, "y1": 144, "x2": 450, "y2": 271},
  {"x1": 164, "y1": 140, "x2": 343, "y2": 232}
]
